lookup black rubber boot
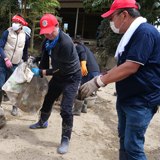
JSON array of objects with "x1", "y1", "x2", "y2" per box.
[
  {"x1": 29, "y1": 112, "x2": 50, "y2": 129},
  {"x1": 72, "y1": 99, "x2": 84, "y2": 115},
  {"x1": 58, "y1": 124, "x2": 72, "y2": 154},
  {"x1": 3, "y1": 91, "x2": 9, "y2": 102},
  {"x1": 0, "y1": 90, "x2": 2, "y2": 107},
  {"x1": 119, "y1": 150, "x2": 128, "y2": 160},
  {"x1": 81, "y1": 99, "x2": 87, "y2": 113},
  {"x1": 11, "y1": 106, "x2": 18, "y2": 116}
]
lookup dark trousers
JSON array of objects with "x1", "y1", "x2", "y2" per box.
[
  {"x1": 0, "y1": 58, "x2": 18, "y2": 89},
  {"x1": 41, "y1": 70, "x2": 81, "y2": 128}
]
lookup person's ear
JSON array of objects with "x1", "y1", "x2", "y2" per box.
[{"x1": 122, "y1": 11, "x2": 129, "y2": 22}]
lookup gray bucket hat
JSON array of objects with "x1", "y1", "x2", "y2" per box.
[{"x1": 22, "y1": 26, "x2": 31, "y2": 37}]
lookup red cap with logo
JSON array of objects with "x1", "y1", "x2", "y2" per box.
[
  {"x1": 40, "y1": 14, "x2": 58, "y2": 35},
  {"x1": 101, "y1": 0, "x2": 138, "y2": 18}
]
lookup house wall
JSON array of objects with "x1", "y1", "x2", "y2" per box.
[{"x1": 58, "y1": 1, "x2": 105, "y2": 39}]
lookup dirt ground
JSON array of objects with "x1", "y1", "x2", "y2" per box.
[{"x1": 0, "y1": 82, "x2": 160, "y2": 160}]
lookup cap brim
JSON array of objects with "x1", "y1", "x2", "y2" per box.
[
  {"x1": 101, "y1": 9, "x2": 116, "y2": 18},
  {"x1": 39, "y1": 26, "x2": 55, "y2": 35}
]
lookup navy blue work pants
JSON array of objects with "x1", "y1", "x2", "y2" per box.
[
  {"x1": 0, "y1": 58, "x2": 18, "y2": 89},
  {"x1": 40, "y1": 70, "x2": 81, "y2": 128}
]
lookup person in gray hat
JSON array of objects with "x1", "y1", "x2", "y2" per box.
[
  {"x1": 23, "y1": 26, "x2": 31, "y2": 38},
  {"x1": 22, "y1": 26, "x2": 31, "y2": 60}
]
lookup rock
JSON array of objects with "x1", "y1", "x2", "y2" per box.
[{"x1": 0, "y1": 108, "x2": 6, "y2": 129}]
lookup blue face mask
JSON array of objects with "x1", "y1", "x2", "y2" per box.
[{"x1": 45, "y1": 29, "x2": 60, "y2": 55}]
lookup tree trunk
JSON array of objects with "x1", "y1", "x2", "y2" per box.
[
  {"x1": 24, "y1": 0, "x2": 27, "y2": 18},
  {"x1": 9, "y1": 4, "x2": 11, "y2": 27},
  {"x1": 21, "y1": 0, "x2": 23, "y2": 14},
  {"x1": 30, "y1": 15, "x2": 37, "y2": 50}
]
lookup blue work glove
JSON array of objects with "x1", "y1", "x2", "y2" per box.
[{"x1": 31, "y1": 68, "x2": 42, "y2": 76}]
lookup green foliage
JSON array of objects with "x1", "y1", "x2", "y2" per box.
[
  {"x1": 28, "y1": 0, "x2": 60, "y2": 14},
  {"x1": 83, "y1": 0, "x2": 160, "y2": 69},
  {"x1": 0, "y1": 0, "x2": 20, "y2": 32},
  {"x1": 0, "y1": 14, "x2": 9, "y2": 35},
  {"x1": 83, "y1": 0, "x2": 113, "y2": 12},
  {"x1": 0, "y1": 0, "x2": 19, "y2": 17},
  {"x1": 0, "y1": 0, "x2": 62, "y2": 55},
  {"x1": 83, "y1": 0, "x2": 160, "y2": 24},
  {"x1": 137, "y1": 0, "x2": 160, "y2": 24},
  {"x1": 98, "y1": 19, "x2": 122, "y2": 60},
  {"x1": 28, "y1": 48, "x2": 39, "y2": 57},
  {"x1": 24, "y1": 0, "x2": 60, "y2": 49}
]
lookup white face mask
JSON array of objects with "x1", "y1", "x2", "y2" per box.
[
  {"x1": 12, "y1": 23, "x2": 21, "y2": 31},
  {"x1": 110, "y1": 13, "x2": 124, "y2": 34},
  {"x1": 110, "y1": 21, "x2": 120, "y2": 34}
]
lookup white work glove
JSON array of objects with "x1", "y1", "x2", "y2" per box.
[{"x1": 80, "y1": 75, "x2": 106, "y2": 98}]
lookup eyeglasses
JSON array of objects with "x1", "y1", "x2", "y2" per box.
[
  {"x1": 109, "y1": 11, "x2": 124, "y2": 21},
  {"x1": 109, "y1": 13, "x2": 119, "y2": 21}
]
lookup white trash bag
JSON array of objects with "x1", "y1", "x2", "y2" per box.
[{"x1": 2, "y1": 60, "x2": 48, "y2": 115}]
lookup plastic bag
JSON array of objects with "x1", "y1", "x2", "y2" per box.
[{"x1": 2, "y1": 58, "x2": 48, "y2": 114}]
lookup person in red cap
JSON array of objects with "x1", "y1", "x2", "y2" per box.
[
  {"x1": 0, "y1": 13, "x2": 29, "y2": 116},
  {"x1": 29, "y1": 14, "x2": 81, "y2": 154},
  {"x1": 80, "y1": 0, "x2": 160, "y2": 159}
]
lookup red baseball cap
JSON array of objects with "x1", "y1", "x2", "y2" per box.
[
  {"x1": 40, "y1": 14, "x2": 58, "y2": 35},
  {"x1": 12, "y1": 15, "x2": 28, "y2": 26},
  {"x1": 101, "y1": 0, "x2": 138, "y2": 18}
]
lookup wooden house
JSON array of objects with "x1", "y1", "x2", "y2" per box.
[{"x1": 58, "y1": 0, "x2": 105, "y2": 40}]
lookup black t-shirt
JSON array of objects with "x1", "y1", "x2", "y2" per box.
[{"x1": 76, "y1": 44, "x2": 100, "y2": 73}]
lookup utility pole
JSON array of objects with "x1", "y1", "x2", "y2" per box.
[{"x1": 74, "y1": 8, "x2": 79, "y2": 39}]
